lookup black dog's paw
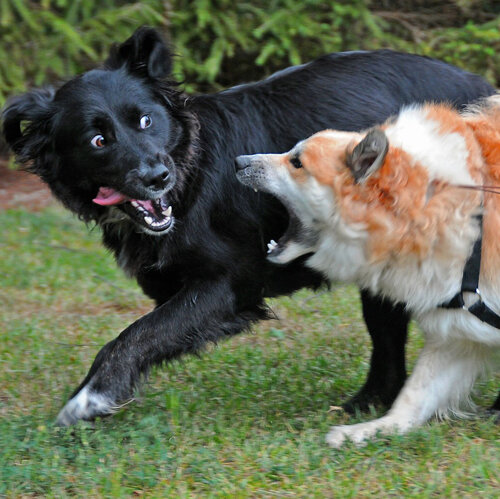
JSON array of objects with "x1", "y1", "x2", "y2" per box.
[
  {"x1": 342, "y1": 384, "x2": 399, "y2": 414},
  {"x1": 342, "y1": 391, "x2": 383, "y2": 414},
  {"x1": 56, "y1": 386, "x2": 125, "y2": 426}
]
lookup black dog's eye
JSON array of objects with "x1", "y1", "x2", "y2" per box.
[
  {"x1": 140, "y1": 114, "x2": 152, "y2": 129},
  {"x1": 290, "y1": 156, "x2": 303, "y2": 169},
  {"x1": 91, "y1": 134, "x2": 106, "y2": 148}
]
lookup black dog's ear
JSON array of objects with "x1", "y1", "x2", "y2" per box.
[
  {"x1": 2, "y1": 87, "x2": 56, "y2": 161},
  {"x1": 106, "y1": 27, "x2": 172, "y2": 79},
  {"x1": 346, "y1": 128, "x2": 388, "y2": 183}
]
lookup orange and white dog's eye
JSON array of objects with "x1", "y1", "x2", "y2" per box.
[
  {"x1": 140, "y1": 114, "x2": 152, "y2": 129},
  {"x1": 290, "y1": 156, "x2": 303, "y2": 169},
  {"x1": 91, "y1": 134, "x2": 106, "y2": 148}
]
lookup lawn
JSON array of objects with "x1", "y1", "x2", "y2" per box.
[{"x1": 0, "y1": 206, "x2": 498, "y2": 497}]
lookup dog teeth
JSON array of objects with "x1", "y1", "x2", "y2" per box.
[
  {"x1": 131, "y1": 201, "x2": 139, "y2": 208},
  {"x1": 254, "y1": 188, "x2": 258, "y2": 193},
  {"x1": 267, "y1": 239, "x2": 278, "y2": 254},
  {"x1": 147, "y1": 217, "x2": 172, "y2": 229},
  {"x1": 162, "y1": 206, "x2": 172, "y2": 217}
]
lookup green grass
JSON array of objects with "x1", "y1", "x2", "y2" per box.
[{"x1": 0, "y1": 206, "x2": 498, "y2": 497}]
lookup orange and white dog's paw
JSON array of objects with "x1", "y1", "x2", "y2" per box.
[
  {"x1": 325, "y1": 416, "x2": 411, "y2": 448},
  {"x1": 325, "y1": 422, "x2": 379, "y2": 448}
]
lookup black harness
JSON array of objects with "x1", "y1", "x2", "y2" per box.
[{"x1": 440, "y1": 211, "x2": 500, "y2": 329}]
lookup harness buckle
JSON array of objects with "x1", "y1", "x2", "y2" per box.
[{"x1": 462, "y1": 288, "x2": 482, "y2": 311}]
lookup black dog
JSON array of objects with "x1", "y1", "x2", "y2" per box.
[{"x1": 3, "y1": 27, "x2": 497, "y2": 425}]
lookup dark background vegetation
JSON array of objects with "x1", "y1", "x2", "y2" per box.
[
  {"x1": 0, "y1": 0, "x2": 498, "y2": 155},
  {"x1": 0, "y1": 0, "x2": 498, "y2": 103}
]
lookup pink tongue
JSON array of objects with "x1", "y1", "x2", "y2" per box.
[{"x1": 92, "y1": 187, "x2": 130, "y2": 206}]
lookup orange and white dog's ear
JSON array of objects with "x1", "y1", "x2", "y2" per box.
[{"x1": 346, "y1": 128, "x2": 388, "y2": 183}]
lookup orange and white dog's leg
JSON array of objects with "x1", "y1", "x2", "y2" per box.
[{"x1": 326, "y1": 336, "x2": 489, "y2": 447}]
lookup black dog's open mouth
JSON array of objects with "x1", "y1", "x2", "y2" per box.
[
  {"x1": 120, "y1": 198, "x2": 172, "y2": 232},
  {"x1": 93, "y1": 187, "x2": 173, "y2": 233}
]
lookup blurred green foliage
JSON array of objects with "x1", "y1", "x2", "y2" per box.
[{"x1": 0, "y1": 0, "x2": 498, "y2": 104}]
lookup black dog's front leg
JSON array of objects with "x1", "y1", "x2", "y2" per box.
[
  {"x1": 343, "y1": 290, "x2": 410, "y2": 413},
  {"x1": 56, "y1": 279, "x2": 264, "y2": 426}
]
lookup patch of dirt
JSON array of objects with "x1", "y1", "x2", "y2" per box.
[{"x1": 0, "y1": 159, "x2": 54, "y2": 211}]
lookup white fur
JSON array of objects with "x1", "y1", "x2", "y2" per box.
[
  {"x1": 310, "y1": 219, "x2": 479, "y2": 316},
  {"x1": 56, "y1": 386, "x2": 118, "y2": 426},
  {"x1": 385, "y1": 106, "x2": 475, "y2": 185}
]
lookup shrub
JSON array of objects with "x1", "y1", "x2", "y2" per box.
[{"x1": 0, "y1": 0, "x2": 498, "y2": 105}]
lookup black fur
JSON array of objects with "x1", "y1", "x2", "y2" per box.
[{"x1": 2, "y1": 27, "x2": 497, "y2": 424}]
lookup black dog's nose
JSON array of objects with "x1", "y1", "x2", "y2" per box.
[
  {"x1": 143, "y1": 163, "x2": 170, "y2": 190},
  {"x1": 235, "y1": 155, "x2": 252, "y2": 171}
]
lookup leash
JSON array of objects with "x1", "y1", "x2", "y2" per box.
[{"x1": 439, "y1": 205, "x2": 500, "y2": 329}]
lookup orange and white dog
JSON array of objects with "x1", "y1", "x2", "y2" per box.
[{"x1": 236, "y1": 96, "x2": 500, "y2": 447}]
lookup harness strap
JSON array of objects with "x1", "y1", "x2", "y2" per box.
[
  {"x1": 440, "y1": 213, "x2": 482, "y2": 309},
  {"x1": 468, "y1": 300, "x2": 500, "y2": 329},
  {"x1": 439, "y1": 211, "x2": 500, "y2": 329}
]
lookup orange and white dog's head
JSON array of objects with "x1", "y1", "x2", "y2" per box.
[
  {"x1": 235, "y1": 128, "x2": 384, "y2": 265},
  {"x1": 235, "y1": 102, "x2": 495, "y2": 295}
]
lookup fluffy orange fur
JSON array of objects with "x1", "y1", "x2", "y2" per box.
[{"x1": 466, "y1": 101, "x2": 500, "y2": 281}]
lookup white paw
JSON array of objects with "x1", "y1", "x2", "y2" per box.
[
  {"x1": 325, "y1": 417, "x2": 406, "y2": 448},
  {"x1": 56, "y1": 386, "x2": 117, "y2": 426},
  {"x1": 325, "y1": 423, "x2": 374, "y2": 448}
]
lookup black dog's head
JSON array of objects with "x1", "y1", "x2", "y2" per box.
[{"x1": 2, "y1": 27, "x2": 193, "y2": 235}]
